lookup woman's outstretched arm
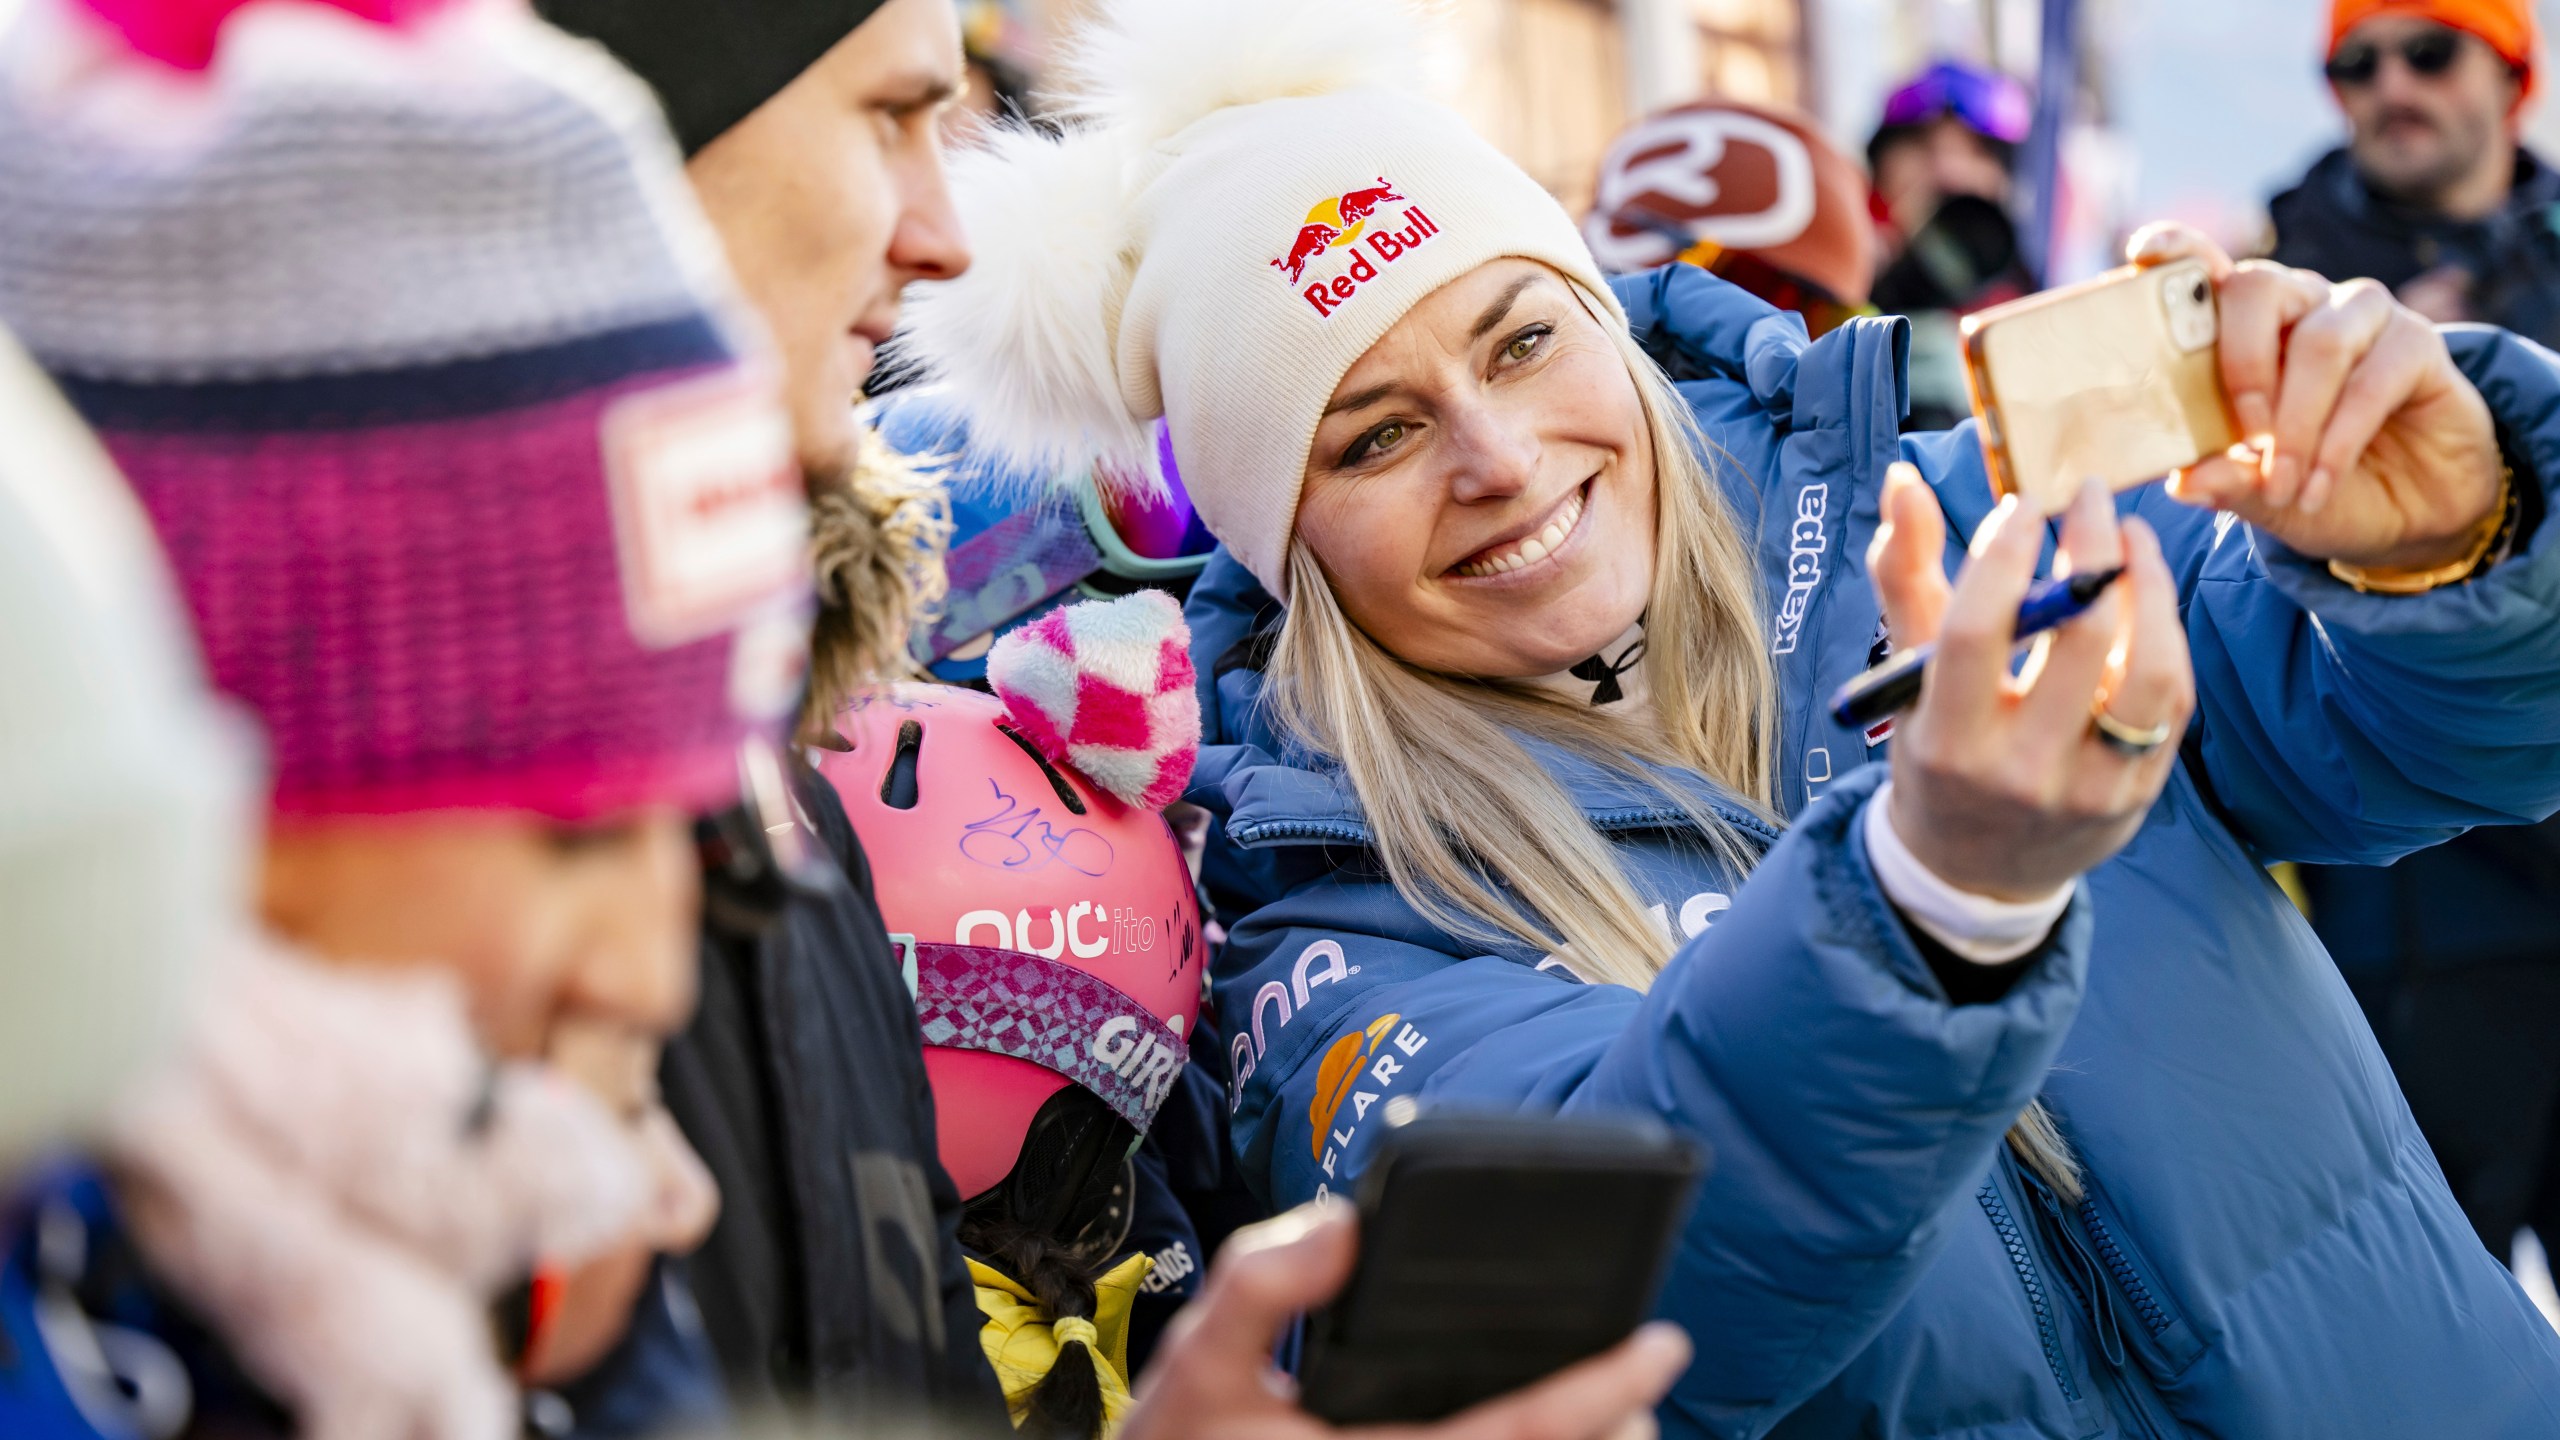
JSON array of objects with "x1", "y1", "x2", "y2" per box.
[
  {"x1": 1216, "y1": 489, "x2": 2186, "y2": 1437},
  {"x1": 1215, "y1": 768, "x2": 2084, "y2": 1439},
  {"x1": 2052, "y1": 229, "x2": 2560, "y2": 865}
]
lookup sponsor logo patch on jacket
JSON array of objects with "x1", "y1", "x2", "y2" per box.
[
  {"x1": 1309, "y1": 1011, "x2": 1430, "y2": 1185},
  {"x1": 1770, "y1": 480, "x2": 1828, "y2": 656}
]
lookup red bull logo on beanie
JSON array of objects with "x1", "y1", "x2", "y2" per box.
[
  {"x1": 1267, "y1": 177, "x2": 1441, "y2": 318},
  {"x1": 1272, "y1": 222, "x2": 1341, "y2": 285}
]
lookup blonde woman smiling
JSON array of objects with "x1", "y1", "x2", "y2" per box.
[{"x1": 900, "y1": 0, "x2": 2560, "y2": 1433}]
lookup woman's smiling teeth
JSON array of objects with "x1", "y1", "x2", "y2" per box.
[{"x1": 1453, "y1": 485, "x2": 1587, "y2": 578}]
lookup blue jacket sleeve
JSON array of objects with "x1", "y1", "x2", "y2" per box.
[
  {"x1": 2174, "y1": 326, "x2": 2560, "y2": 862},
  {"x1": 1901, "y1": 326, "x2": 2560, "y2": 865},
  {"x1": 1216, "y1": 767, "x2": 2087, "y2": 1439}
]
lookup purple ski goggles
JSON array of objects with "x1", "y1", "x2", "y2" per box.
[{"x1": 1880, "y1": 62, "x2": 2032, "y2": 145}]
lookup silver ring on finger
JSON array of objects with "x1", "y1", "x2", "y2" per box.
[{"x1": 2091, "y1": 704, "x2": 2174, "y2": 759}]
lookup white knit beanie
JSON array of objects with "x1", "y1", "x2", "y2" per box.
[{"x1": 893, "y1": 0, "x2": 1618, "y2": 601}]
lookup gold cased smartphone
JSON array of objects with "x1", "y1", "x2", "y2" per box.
[{"x1": 1960, "y1": 259, "x2": 2238, "y2": 513}]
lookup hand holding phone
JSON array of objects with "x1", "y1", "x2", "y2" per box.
[
  {"x1": 1296, "y1": 1113, "x2": 1705, "y2": 1426},
  {"x1": 1962, "y1": 258, "x2": 2237, "y2": 514},
  {"x1": 1121, "y1": 1202, "x2": 1690, "y2": 1440},
  {"x1": 2124, "y1": 224, "x2": 2505, "y2": 579}
]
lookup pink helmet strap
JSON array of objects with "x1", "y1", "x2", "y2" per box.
[{"x1": 914, "y1": 943, "x2": 1190, "y2": 1134}]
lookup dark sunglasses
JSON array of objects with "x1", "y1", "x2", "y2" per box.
[{"x1": 2325, "y1": 26, "x2": 2468, "y2": 86}]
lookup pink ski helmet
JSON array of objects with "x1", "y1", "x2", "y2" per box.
[{"x1": 820, "y1": 595, "x2": 1204, "y2": 1200}]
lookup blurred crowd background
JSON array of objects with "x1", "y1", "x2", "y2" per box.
[
  {"x1": 936, "y1": 0, "x2": 2560, "y2": 282},
  {"x1": 11, "y1": 0, "x2": 2560, "y2": 1430},
  {"x1": 17, "y1": 0, "x2": 2551, "y2": 277}
]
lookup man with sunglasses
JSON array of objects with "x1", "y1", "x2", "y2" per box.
[
  {"x1": 2271, "y1": 0, "x2": 2554, "y2": 337},
  {"x1": 2272, "y1": 0, "x2": 2560, "y2": 1288}
]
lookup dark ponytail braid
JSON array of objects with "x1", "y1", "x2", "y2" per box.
[
  {"x1": 960, "y1": 1086, "x2": 1139, "y2": 1440},
  {"x1": 969, "y1": 1215, "x2": 1109, "y2": 1439}
]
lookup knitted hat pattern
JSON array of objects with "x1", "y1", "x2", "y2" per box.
[
  {"x1": 891, "y1": 0, "x2": 1619, "y2": 603},
  {"x1": 986, "y1": 590, "x2": 1199, "y2": 811},
  {"x1": 0, "y1": 0, "x2": 812, "y2": 820}
]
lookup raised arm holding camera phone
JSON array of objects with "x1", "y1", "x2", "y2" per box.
[{"x1": 899, "y1": 0, "x2": 2560, "y2": 1433}]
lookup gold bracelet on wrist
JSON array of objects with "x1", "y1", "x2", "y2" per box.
[{"x1": 2327, "y1": 463, "x2": 2518, "y2": 596}]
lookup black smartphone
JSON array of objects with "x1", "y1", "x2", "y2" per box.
[{"x1": 1298, "y1": 1112, "x2": 1706, "y2": 1426}]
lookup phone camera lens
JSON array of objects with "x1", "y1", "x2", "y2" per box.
[{"x1": 2192, "y1": 280, "x2": 2209, "y2": 304}]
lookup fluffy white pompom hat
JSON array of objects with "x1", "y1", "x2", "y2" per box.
[{"x1": 894, "y1": 0, "x2": 1619, "y2": 601}]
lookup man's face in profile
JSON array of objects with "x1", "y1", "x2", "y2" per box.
[
  {"x1": 2333, "y1": 15, "x2": 2523, "y2": 208},
  {"x1": 684, "y1": 0, "x2": 973, "y2": 476}
]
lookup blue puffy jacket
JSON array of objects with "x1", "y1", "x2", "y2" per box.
[{"x1": 1183, "y1": 262, "x2": 2560, "y2": 1438}]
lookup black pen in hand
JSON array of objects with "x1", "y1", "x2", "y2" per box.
[{"x1": 1829, "y1": 567, "x2": 2126, "y2": 729}]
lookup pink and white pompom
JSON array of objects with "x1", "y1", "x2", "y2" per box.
[
  {"x1": 987, "y1": 590, "x2": 1201, "y2": 811},
  {"x1": 72, "y1": 0, "x2": 462, "y2": 70}
]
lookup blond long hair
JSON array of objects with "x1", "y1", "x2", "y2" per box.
[
  {"x1": 1270, "y1": 320, "x2": 1775, "y2": 987},
  {"x1": 1265, "y1": 312, "x2": 2084, "y2": 1201}
]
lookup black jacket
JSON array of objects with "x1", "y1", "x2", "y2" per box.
[
  {"x1": 2269, "y1": 145, "x2": 2560, "y2": 348},
  {"x1": 2269, "y1": 144, "x2": 2560, "y2": 980},
  {"x1": 663, "y1": 761, "x2": 1008, "y2": 1431},
  {"x1": 2271, "y1": 144, "x2": 2560, "y2": 1258}
]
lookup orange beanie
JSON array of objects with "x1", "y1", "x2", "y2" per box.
[{"x1": 2330, "y1": 0, "x2": 2539, "y2": 90}]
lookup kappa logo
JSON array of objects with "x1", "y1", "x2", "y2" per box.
[
  {"x1": 1267, "y1": 177, "x2": 1442, "y2": 318},
  {"x1": 1770, "y1": 481, "x2": 1829, "y2": 656},
  {"x1": 1308, "y1": 1011, "x2": 1429, "y2": 1177}
]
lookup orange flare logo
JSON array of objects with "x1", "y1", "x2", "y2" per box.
[{"x1": 1309, "y1": 1012, "x2": 1400, "y2": 1158}]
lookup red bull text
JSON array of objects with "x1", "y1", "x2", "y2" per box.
[{"x1": 1267, "y1": 178, "x2": 1441, "y2": 318}]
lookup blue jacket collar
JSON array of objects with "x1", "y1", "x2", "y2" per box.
[
  {"x1": 2289, "y1": 144, "x2": 2560, "y2": 242},
  {"x1": 1608, "y1": 261, "x2": 1911, "y2": 433},
  {"x1": 1201, "y1": 735, "x2": 1779, "y2": 852}
]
